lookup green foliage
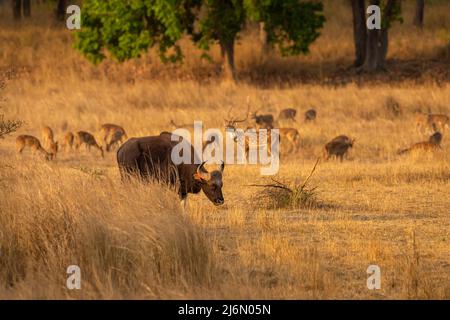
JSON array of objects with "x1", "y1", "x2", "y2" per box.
[
  {"x1": 380, "y1": 0, "x2": 403, "y2": 29},
  {"x1": 245, "y1": 0, "x2": 325, "y2": 56},
  {"x1": 75, "y1": 0, "x2": 325, "y2": 65},
  {"x1": 75, "y1": 0, "x2": 200, "y2": 64},
  {"x1": 194, "y1": 0, "x2": 246, "y2": 51}
]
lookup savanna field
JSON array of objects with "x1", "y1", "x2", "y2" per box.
[{"x1": 0, "y1": 1, "x2": 450, "y2": 299}]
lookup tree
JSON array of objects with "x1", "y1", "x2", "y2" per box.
[
  {"x1": 413, "y1": 0, "x2": 424, "y2": 28},
  {"x1": 196, "y1": 0, "x2": 326, "y2": 78},
  {"x1": 56, "y1": 0, "x2": 68, "y2": 21},
  {"x1": 258, "y1": 22, "x2": 269, "y2": 55},
  {"x1": 350, "y1": 0, "x2": 366, "y2": 68},
  {"x1": 75, "y1": 0, "x2": 199, "y2": 64},
  {"x1": 75, "y1": 0, "x2": 325, "y2": 80},
  {"x1": 194, "y1": 0, "x2": 245, "y2": 79},
  {"x1": 12, "y1": 0, "x2": 21, "y2": 19},
  {"x1": 11, "y1": 0, "x2": 31, "y2": 19},
  {"x1": 23, "y1": 0, "x2": 31, "y2": 17},
  {"x1": 244, "y1": 0, "x2": 325, "y2": 57},
  {"x1": 350, "y1": 0, "x2": 402, "y2": 72}
]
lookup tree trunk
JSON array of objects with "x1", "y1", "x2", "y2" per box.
[
  {"x1": 23, "y1": 0, "x2": 30, "y2": 17},
  {"x1": 56, "y1": 0, "x2": 67, "y2": 21},
  {"x1": 363, "y1": 28, "x2": 379, "y2": 72},
  {"x1": 219, "y1": 41, "x2": 226, "y2": 63},
  {"x1": 378, "y1": 28, "x2": 388, "y2": 69},
  {"x1": 350, "y1": 0, "x2": 366, "y2": 68},
  {"x1": 259, "y1": 22, "x2": 270, "y2": 55},
  {"x1": 362, "y1": 0, "x2": 396, "y2": 72},
  {"x1": 12, "y1": 0, "x2": 21, "y2": 20},
  {"x1": 220, "y1": 39, "x2": 236, "y2": 81},
  {"x1": 413, "y1": 0, "x2": 424, "y2": 28}
]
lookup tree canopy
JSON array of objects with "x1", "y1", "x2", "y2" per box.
[{"x1": 74, "y1": 0, "x2": 325, "y2": 78}]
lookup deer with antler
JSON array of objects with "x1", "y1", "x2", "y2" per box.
[
  {"x1": 224, "y1": 100, "x2": 253, "y2": 154},
  {"x1": 225, "y1": 97, "x2": 300, "y2": 155}
]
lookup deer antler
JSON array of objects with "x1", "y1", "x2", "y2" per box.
[
  {"x1": 226, "y1": 103, "x2": 249, "y2": 124},
  {"x1": 234, "y1": 104, "x2": 249, "y2": 123}
]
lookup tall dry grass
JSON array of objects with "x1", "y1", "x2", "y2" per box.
[{"x1": 0, "y1": 161, "x2": 215, "y2": 299}]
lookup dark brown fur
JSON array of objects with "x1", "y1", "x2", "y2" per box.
[
  {"x1": 324, "y1": 135, "x2": 354, "y2": 161},
  {"x1": 116, "y1": 132, "x2": 225, "y2": 205},
  {"x1": 252, "y1": 112, "x2": 274, "y2": 129}
]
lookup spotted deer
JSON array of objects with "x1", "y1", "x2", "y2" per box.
[
  {"x1": 278, "y1": 127, "x2": 300, "y2": 153},
  {"x1": 75, "y1": 131, "x2": 104, "y2": 158},
  {"x1": 398, "y1": 132, "x2": 443, "y2": 155},
  {"x1": 415, "y1": 113, "x2": 449, "y2": 134},
  {"x1": 224, "y1": 104, "x2": 254, "y2": 155},
  {"x1": 16, "y1": 135, "x2": 54, "y2": 160},
  {"x1": 42, "y1": 126, "x2": 54, "y2": 146},
  {"x1": 304, "y1": 109, "x2": 317, "y2": 122},
  {"x1": 61, "y1": 131, "x2": 74, "y2": 151},
  {"x1": 225, "y1": 106, "x2": 298, "y2": 155},
  {"x1": 41, "y1": 126, "x2": 59, "y2": 158},
  {"x1": 278, "y1": 108, "x2": 297, "y2": 122},
  {"x1": 99, "y1": 123, "x2": 128, "y2": 152},
  {"x1": 251, "y1": 109, "x2": 275, "y2": 130}
]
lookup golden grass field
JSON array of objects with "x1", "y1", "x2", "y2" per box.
[{"x1": 0, "y1": 1, "x2": 449, "y2": 299}]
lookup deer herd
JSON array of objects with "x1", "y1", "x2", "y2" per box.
[
  {"x1": 14, "y1": 105, "x2": 448, "y2": 164},
  {"x1": 11, "y1": 102, "x2": 448, "y2": 206},
  {"x1": 16, "y1": 123, "x2": 128, "y2": 160}
]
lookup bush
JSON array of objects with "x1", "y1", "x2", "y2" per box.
[{"x1": 250, "y1": 159, "x2": 320, "y2": 210}]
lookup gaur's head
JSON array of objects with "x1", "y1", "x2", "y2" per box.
[
  {"x1": 349, "y1": 138, "x2": 355, "y2": 148},
  {"x1": 193, "y1": 161, "x2": 225, "y2": 206}
]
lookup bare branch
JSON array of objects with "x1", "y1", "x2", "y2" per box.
[{"x1": 300, "y1": 157, "x2": 320, "y2": 190}]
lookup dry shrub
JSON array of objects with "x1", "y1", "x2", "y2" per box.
[
  {"x1": 250, "y1": 159, "x2": 319, "y2": 209},
  {"x1": 0, "y1": 112, "x2": 23, "y2": 139},
  {"x1": 0, "y1": 81, "x2": 22, "y2": 138},
  {"x1": 0, "y1": 160, "x2": 215, "y2": 299}
]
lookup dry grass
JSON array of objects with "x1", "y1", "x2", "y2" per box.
[
  {"x1": 0, "y1": 161, "x2": 216, "y2": 299},
  {"x1": 0, "y1": 0, "x2": 449, "y2": 299},
  {"x1": 249, "y1": 159, "x2": 320, "y2": 209}
]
